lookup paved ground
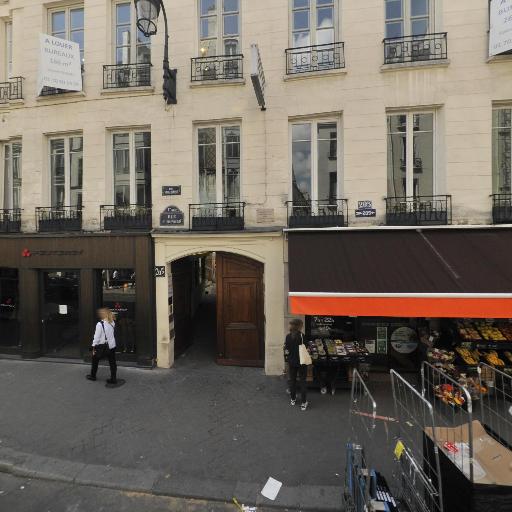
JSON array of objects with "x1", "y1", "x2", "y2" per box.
[
  {"x1": 0, "y1": 473, "x2": 245, "y2": 512},
  {"x1": 0, "y1": 300, "x2": 400, "y2": 510}
]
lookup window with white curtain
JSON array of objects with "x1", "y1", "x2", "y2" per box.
[
  {"x1": 291, "y1": 0, "x2": 337, "y2": 48},
  {"x1": 199, "y1": 0, "x2": 240, "y2": 56},
  {"x1": 5, "y1": 21, "x2": 12, "y2": 78},
  {"x1": 493, "y1": 108, "x2": 512, "y2": 194},
  {"x1": 49, "y1": 136, "x2": 83, "y2": 207},
  {"x1": 114, "y1": 1, "x2": 151, "y2": 64},
  {"x1": 3, "y1": 141, "x2": 22, "y2": 210}
]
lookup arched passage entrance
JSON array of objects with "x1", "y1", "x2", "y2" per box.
[{"x1": 169, "y1": 251, "x2": 264, "y2": 367}]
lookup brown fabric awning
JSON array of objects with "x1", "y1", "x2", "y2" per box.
[{"x1": 288, "y1": 229, "x2": 512, "y2": 318}]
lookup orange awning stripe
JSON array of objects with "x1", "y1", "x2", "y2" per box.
[{"x1": 289, "y1": 295, "x2": 512, "y2": 318}]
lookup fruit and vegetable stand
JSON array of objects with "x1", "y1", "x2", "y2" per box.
[{"x1": 306, "y1": 338, "x2": 372, "y2": 389}]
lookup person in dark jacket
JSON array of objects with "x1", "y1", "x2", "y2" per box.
[{"x1": 284, "y1": 318, "x2": 309, "y2": 411}]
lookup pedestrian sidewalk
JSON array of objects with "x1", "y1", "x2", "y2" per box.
[{"x1": 0, "y1": 357, "x2": 396, "y2": 510}]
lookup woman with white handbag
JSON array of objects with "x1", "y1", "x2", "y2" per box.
[{"x1": 284, "y1": 318, "x2": 311, "y2": 411}]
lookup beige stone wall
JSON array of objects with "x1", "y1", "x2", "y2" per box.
[{"x1": 0, "y1": 0, "x2": 511, "y2": 371}]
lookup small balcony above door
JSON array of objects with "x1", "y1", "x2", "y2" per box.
[
  {"x1": 101, "y1": 204, "x2": 152, "y2": 231},
  {"x1": 103, "y1": 63, "x2": 152, "y2": 89},
  {"x1": 36, "y1": 206, "x2": 83, "y2": 232},
  {"x1": 287, "y1": 199, "x2": 348, "y2": 228},
  {"x1": 189, "y1": 202, "x2": 245, "y2": 231},
  {"x1": 385, "y1": 195, "x2": 452, "y2": 226},
  {"x1": 285, "y1": 42, "x2": 345, "y2": 75},
  {"x1": 191, "y1": 54, "x2": 244, "y2": 82}
]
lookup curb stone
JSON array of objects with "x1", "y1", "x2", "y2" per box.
[{"x1": 0, "y1": 447, "x2": 343, "y2": 511}]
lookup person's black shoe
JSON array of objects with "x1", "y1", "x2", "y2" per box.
[
  {"x1": 106, "y1": 378, "x2": 117, "y2": 385},
  {"x1": 86, "y1": 375, "x2": 96, "y2": 381}
]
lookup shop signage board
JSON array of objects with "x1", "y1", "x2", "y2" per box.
[
  {"x1": 251, "y1": 43, "x2": 266, "y2": 110},
  {"x1": 162, "y1": 185, "x2": 181, "y2": 196},
  {"x1": 160, "y1": 206, "x2": 184, "y2": 226},
  {"x1": 37, "y1": 34, "x2": 82, "y2": 94},
  {"x1": 489, "y1": 0, "x2": 512, "y2": 56},
  {"x1": 355, "y1": 200, "x2": 376, "y2": 218}
]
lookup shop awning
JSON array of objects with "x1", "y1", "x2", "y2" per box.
[{"x1": 288, "y1": 229, "x2": 512, "y2": 318}]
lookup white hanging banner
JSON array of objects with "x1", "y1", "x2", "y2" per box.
[
  {"x1": 489, "y1": 0, "x2": 512, "y2": 56},
  {"x1": 37, "y1": 34, "x2": 82, "y2": 94}
]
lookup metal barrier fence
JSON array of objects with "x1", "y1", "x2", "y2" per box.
[
  {"x1": 478, "y1": 363, "x2": 512, "y2": 449},
  {"x1": 391, "y1": 369, "x2": 444, "y2": 512},
  {"x1": 344, "y1": 369, "x2": 377, "y2": 511}
]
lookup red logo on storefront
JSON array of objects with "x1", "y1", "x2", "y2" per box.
[{"x1": 22, "y1": 248, "x2": 31, "y2": 257}]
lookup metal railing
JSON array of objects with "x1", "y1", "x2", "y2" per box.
[
  {"x1": 0, "y1": 77, "x2": 24, "y2": 102},
  {"x1": 287, "y1": 198, "x2": 348, "y2": 228},
  {"x1": 40, "y1": 67, "x2": 84, "y2": 96},
  {"x1": 383, "y1": 32, "x2": 448, "y2": 65},
  {"x1": 191, "y1": 54, "x2": 243, "y2": 82},
  {"x1": 189, "y1": 202, "x2": 245, "y2": 231},
  {"x1": 491, "y1": 193, "x2": 512, "y2": 224},
  {"x1": 103, "y1": 63, "x2": 152, "y2": 89},
  {"x1": 385, "y1": 195, "x2": 452, "y2": 226},
  {"x1": 0, "y1": 209, "x2": 22, "y2": 233},
  {"x1": 100, "y1": 204, "x2": 152, "y2": 231},
  {"x1": 36, "y1": 206, "x2": 83, "y2": 232},
  {"x1": 285, "y1": 41, "x2": 345, "y2": 74}
]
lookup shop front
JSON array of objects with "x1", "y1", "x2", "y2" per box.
[
  {"x1": 287, "y1": 227, "x2": 512, "y2": 379},
  {"x1": 0, "y1": 234, "x2": 155, "y2": 366}
]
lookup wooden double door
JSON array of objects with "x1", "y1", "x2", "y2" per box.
[{"x1": 216, "y1": 253, "x2": 264, "y2": 367}]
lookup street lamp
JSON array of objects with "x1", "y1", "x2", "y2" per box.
[{"x1": 134, "y1": 0, "x2": 177, "y2": 104}]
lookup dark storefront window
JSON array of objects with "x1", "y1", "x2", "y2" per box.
[
  {"x1": 0, "y1": 268, "x2": 20, "y2": 349},
  {"x1": 101, "y1": 269, "x2": 136, "y2": 353}
]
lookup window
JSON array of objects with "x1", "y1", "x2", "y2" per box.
[
  {"x1": 493, "y1": 109, "x2": 512, "y2": 194},
  {"x1": 199, "y1": 0, "x2": 240, "y2": 56},
  {"x1": 197, "y1": 125, "x2": 240, "y2": 203},
  {"x1": 114, "y1": 1, "x2": 151, "y2": 64},
  {"x1": 291, "y1": 0, "x2": 336, "y2": 48},
  {"x1": 387, "y1": 113, "x2": 434, "y2": 198},
  {"x1": 49, "y1": 6, "x2": 84, "y2": 64},
  {"x1": 291, "y1": 120, "x2": 339, "y2": 204},
  {"x1": 385, "y1": 0, "x2": 431, "y2": 38},
  {"x1": 5, "y1": 21, "x2": 12, "y2": 78},
  {"x1": 49, "y1": 136, "x2": 83, "y2": 207},
  {"x1": 113, "y1": 131, "x2": 151, "y2": 206},
  {"x1": 3, "y1": 141, "x2": 21, "y2": 210}
]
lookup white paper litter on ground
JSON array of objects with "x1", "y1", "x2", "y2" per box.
[{"x1": 261, "y1": 477, "x2": 282, "y2": 501}]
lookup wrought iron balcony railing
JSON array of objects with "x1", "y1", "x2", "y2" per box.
[
  {"x1": 191, "y1": 54, "x2": 244, "y2": 81},
  {"x1": 101, "y1": 204, "x2": 152, "y2": 231},
  {"x1": 385, "y1": 195, "x2": 452, "y2": 226},
  {"x1": 189, "y1": 202, "x2": 245, "y2": 231},
  {"x1": 287, "y1": 199, "x2": 348, "y2": 228},
  {"x1": 36, "y1": 206, "x2": 83, "y2": 232},
  {"x1": 0, "y1": 77, "x2": 24, "y2": 103},
  {"x1": 383, "y1": 32, "x2": 448, "y2": 65},
  {"x1": 0, "y1": 209, "x2": 22, "y2": 233},
  {"x1": 103, "y1": 63, "x2": 152, "y2": 89},
  {"x1": 39, "y1": 67, "x2": 85, "y2": 96},
  {"x1": 492, "y1": 194, "x2": 512, "y2": 224},
  {"x1": 285, "y1": 42, "x2": 345, "y2": 75}
]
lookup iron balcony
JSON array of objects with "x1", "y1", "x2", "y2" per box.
[
  {"x1": 285, "y1": 42, "x2": 345, "y2": 75},
  {"x1": 492, "y1": 194, "x2": 512, "y2": 224},
  {"x1": 287, "y1": 199, "x2": 348, "y2": 228},
  {"x1": 0, "y1": 209, "x2": 22, "y2": 233},
  {"x1": 191, "y1": 54, "x2": 244, "y2": 82},
  {"x1": 385, "y1": 195, "x2": 452, "y2": 226},
  {"x1": 36, "y1": 206, "x2": 83, "y2": 232},
  {"x1": 103, "y1": 63, "x2": 152, "y2": 89},
  {"x1": 0, "y1": 77, "x2": 24, "y2": 103},
  {"x1": 100, "y1": 204, "x2": 152, "y2": 231},
  {"x1": 189, "y1": 202, "x2": 245, "y2": 231},
  {"x1": 383, "y1": 32, "x2": 448, "y2": 65}
]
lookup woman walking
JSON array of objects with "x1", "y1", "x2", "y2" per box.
[
  {"x1": 284, "y1": 318, "x2": 309, "y2": 411},
  {"x1": 86, "y1": 308, "x2": 117, "y2": 384}
]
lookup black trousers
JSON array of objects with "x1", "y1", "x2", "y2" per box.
[
  {"x1": 91, "y1": 347, "x2": 117, "y2": 380},
  {"x1": 289, "y1": 364, "x2": 307, "y2": 403}
]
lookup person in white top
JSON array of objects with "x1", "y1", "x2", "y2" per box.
[{"x1": 86, "y1": 308, "x2": 117, "y2": 384}]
